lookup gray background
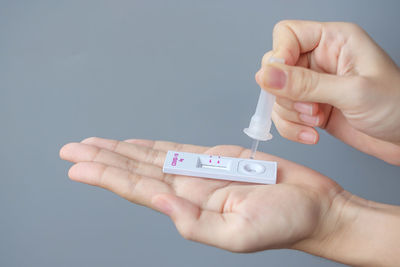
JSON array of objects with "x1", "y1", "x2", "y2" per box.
[{"x1": 1, "y1": 0, "x2": 399, "y2": 266}]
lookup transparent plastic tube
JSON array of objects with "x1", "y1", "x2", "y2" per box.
[
  {"x1": 249, "y1": 139, "x2": 259, "y2": 159},
  {"x1": 244, "y1": 57, "x2": 285, "y2": 157}
]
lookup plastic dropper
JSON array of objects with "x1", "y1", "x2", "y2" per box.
[{"x1": 244, "y1": 57, "x2": 285, "y2": 159}]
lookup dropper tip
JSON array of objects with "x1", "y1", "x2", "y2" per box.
[{"x1": 249, "y1": 139, "x2": 259, "y2": 159}]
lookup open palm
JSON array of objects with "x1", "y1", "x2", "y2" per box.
[{"x1": 60, "y1": 137, "x2": 342, "y2": 252}]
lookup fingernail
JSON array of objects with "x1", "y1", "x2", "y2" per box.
[
  {"x1": 299, "y1": 113, "x2": 319, "y2": 126},
  {"x1": 152, "y1": 196, "x2": 173, "y2": 216},
  {"x1": 294, "y1": 102, "x2": 314, "y2": 115},
  {"x1": 298, "y1": 131, "x2": 317, "y2": 144},
  {"x1": 264, "y1": 65, "x2": 286, "y2": 89}
]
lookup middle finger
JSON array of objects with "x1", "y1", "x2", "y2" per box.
[{"x1": 82, "y1": 137, "x2": 166, "y2": 167}]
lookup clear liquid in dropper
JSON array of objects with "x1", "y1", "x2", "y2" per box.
[{"x1": 249, "y1": 139, "x2": 259, "y2": 159}]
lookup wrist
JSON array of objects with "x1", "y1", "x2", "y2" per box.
[{"x1": 293, "y1": 190, "x2": 400, "y2": 266}]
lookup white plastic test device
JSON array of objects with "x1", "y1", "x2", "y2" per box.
[
  {"x1": 163, "y1": 151, "x2": 277, "y2": 184},
  {"x1": 162, "y1": 57, "x2": 282, "y2": 184}
]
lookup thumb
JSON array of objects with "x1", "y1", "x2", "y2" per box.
[{"x1": 256, "y1": 62, "x2": 362, "y2": 109}]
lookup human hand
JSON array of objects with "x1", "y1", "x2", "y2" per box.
[
  {"x1": 60, "y1": 137, "x2": 400, "y2": 266},
  {"x1": 60, "y1": 137, "x2": 340, "y2": 251},
  {"x1": 256, "y1": 20, "x2": 400, "y2": 165}
]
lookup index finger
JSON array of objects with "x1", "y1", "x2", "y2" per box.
[{"x1": 268, "y1": 20, "x2": 323, "y2": 66}]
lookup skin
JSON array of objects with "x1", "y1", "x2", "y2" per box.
[
  {"x1": 60, "y1": 137, "x2": 400, "y2": 266},
  {"x1": 60, "y1": 137, "x2": 341, "y2": 252},
  {"x1": 60, "y1": 21, "x2": 400, "y2": 266}
]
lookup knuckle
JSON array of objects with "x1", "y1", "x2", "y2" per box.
[
  {"x1": 125, "y1": 159, "x2": 139, "y2": 173},
  {"x1": 272, "y1": 103, "x2": 280, "y2": 114},
  {"x1": 91, "y1": 147, "x2": 102, "y2": 161},
  {"x1": 97, "y1": 164, "x2": 108, "y2": 188},
  {"x1": 273, "y1": 20, "x2": 291, "y2": 33},
  {"x1": 272, "y1": 112, "x2": 291, "y2": 139},
  {"x1": 288, "y1": 68, "x2": 318, "y2": 100},
  {"x1": 346, "y1": 22, "x2": 364, "y2": 34},
  {"x1": 339, "y1": 22, "x2": 368, "y2": 39},
  {"x1": 111, "y1": 140, "x2": 120, "y2": 152},
  {"x1": 146, "y1": 148, "x2": 160, "y2": 165},
  {"x1": 273, "y1": 103, "x2": 289, "y2": 119},
  {"x1": 123, "y1": 173, "x2": 141, "y2": 199},
  {"x1": 275, "y1": 97, "x2": 293, "y2": 110}
]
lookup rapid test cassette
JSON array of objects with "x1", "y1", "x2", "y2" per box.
[{"x1": 163, "y1": 151, "x2": 277, "y2": 184}]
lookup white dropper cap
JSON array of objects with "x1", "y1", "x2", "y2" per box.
[{"x1": 244, "y1": 57, "x2": 285, "y2": 141}]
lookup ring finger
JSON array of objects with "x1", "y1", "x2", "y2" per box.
[{"x1": 274, "y1": 101, "x2": 324, "y2": 127}]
